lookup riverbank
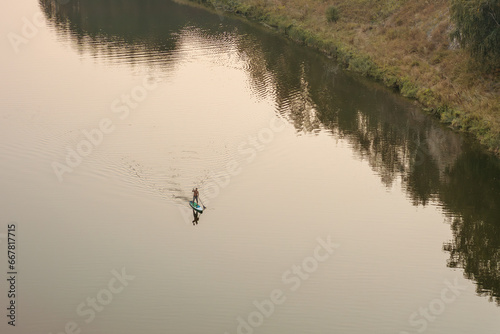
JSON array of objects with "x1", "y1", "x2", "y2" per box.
[{"x1": 177, "y1": 0, "x2": 499, "y2": 154}]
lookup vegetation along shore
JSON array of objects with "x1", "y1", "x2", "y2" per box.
[{"x1": 177, "y1": 0, "x2": 500, "y2": 153}]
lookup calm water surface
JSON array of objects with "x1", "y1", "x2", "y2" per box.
[{"x1": 1, "y1": 1, "x2": 499, "y2": 333}]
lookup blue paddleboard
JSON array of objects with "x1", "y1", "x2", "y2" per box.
[{"x1": 189, "y1": 201, "x2": 203, "y2": 213}]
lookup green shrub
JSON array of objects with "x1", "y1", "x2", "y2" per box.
[
  {"x1": 326, "y1": 6, "x2": 340, "y2": 23},
  {"x1": 348, "y1": 55, "x2": 376, "y2": 76},
  {"x1": 438, "y1": 105, "x2": 460, "y2": 125},
  {"x1": 399, "y1": 77, "x2": 419, "y2": 99}
]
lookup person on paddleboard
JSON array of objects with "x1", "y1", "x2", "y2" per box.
[{"x1": 192, "y1": 188, "x2": 199, "y2": 204}]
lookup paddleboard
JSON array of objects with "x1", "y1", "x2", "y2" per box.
[{"x1": 189, "y1": 201, "x2": 203, "y2": 213}]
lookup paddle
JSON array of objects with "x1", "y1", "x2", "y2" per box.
[{"x1": 199, "y1": 196, "x2": 206, "y2": 210}]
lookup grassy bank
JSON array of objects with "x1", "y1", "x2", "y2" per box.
[{"x1": 177, "y1": 0, "x2": 499, "y2": 153}]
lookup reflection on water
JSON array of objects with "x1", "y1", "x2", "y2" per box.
[
  {"x1": 40, "y1": 0, "x2": 500, "y2": 306},
  {"x1": 192, "y1": 209, "x2": 201, "y2": 225},
  {"x1": 442, "y1": 151, "x2": 500, "y2": 305}
]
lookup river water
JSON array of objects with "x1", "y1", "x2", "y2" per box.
[{"x1": 1, "y1": 0, "x2": 499, "y2": 333}]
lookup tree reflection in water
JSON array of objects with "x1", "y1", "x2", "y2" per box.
[{"x1": 39, "y1": 0, "x2": 500, "y2": 305}]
